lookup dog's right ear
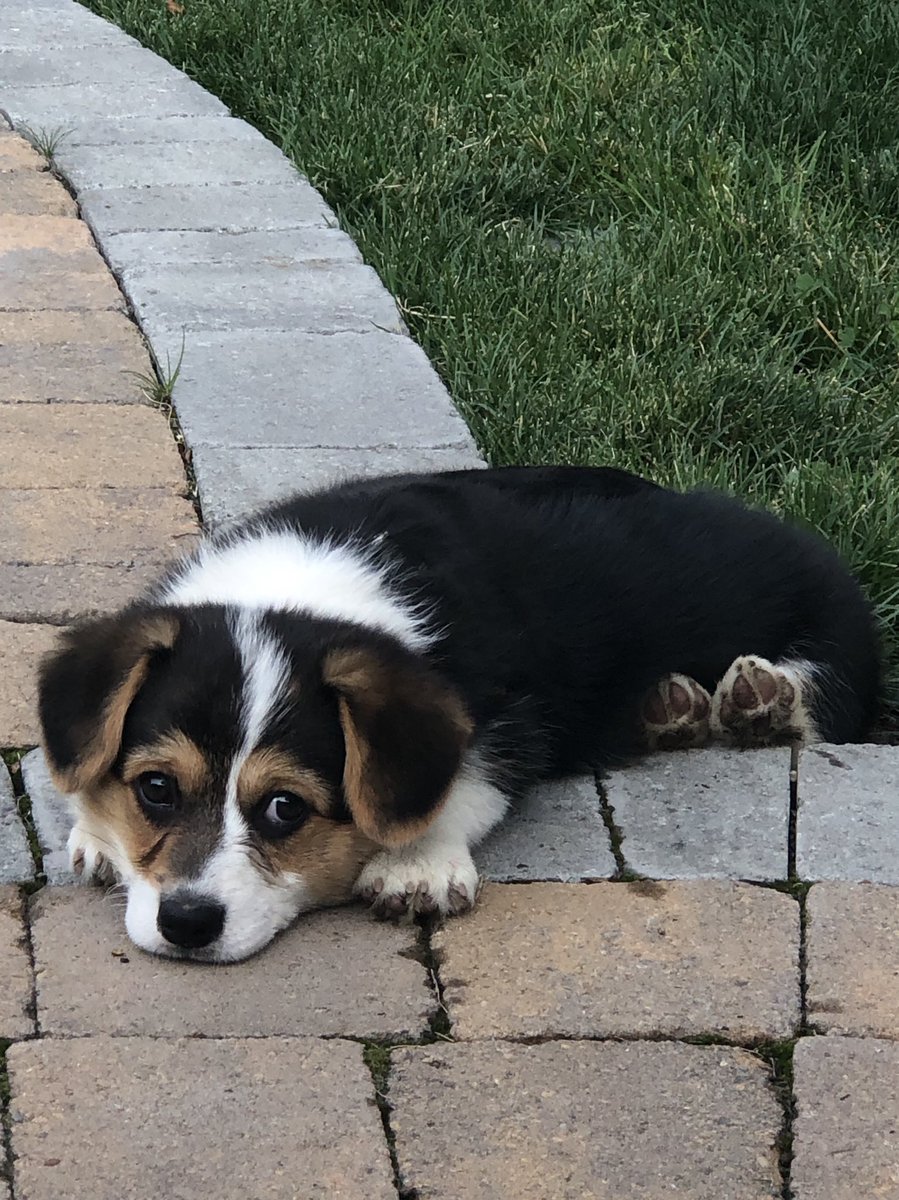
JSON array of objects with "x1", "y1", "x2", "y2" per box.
[{"x1": 38, "y1": 609, "x2": 180, "y2": 794}]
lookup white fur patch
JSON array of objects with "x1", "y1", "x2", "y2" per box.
[
  {"x1": 159, "y1": 527, "x2": 433, "y2": 650},
  {"x1": 355, "y1": 753, "x2": 507, "y2": 915}
]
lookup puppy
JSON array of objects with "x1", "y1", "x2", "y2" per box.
[{"x1": 38, "y1": 466, "x2": 880, "y2": 961}]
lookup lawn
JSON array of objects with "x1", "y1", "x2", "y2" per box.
[{"x1": 87, "y1": 0, "x2": 899, "y2": 706}]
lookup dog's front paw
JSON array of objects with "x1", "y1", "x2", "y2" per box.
[
  {"x1": 355, "y1": 847, "x2": 482, "y2": 920},
  {"x1": 711, "y1": 655, "x2": 815, "y2": 746},
  {"x1": 67, "y1": 824, "x2": 118, "y2": 885}
]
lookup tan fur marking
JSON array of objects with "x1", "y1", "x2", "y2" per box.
[
  {"x1": 74, "y1": 776, "x2": 179, "y2": 882},
  {"x1": 122, "y1": 731, "x2": 210, "y2": 795},
  {"x1": 236, "y1": 746, "x2": 333, "y2": 816},
  {"x1": 261, "y1": 814, "x2": 377, "y2": 906}
]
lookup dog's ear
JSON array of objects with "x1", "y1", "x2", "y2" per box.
[
  {"x1": 322, "y1": 644, "x2": 473, "y2": 847},
  {"x1": 38, "y1": 609, "x2": 180, "y2": 793}
]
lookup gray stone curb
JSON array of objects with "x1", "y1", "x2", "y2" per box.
[
  {"x1": 0, "y1": 760, "x2": 33, "y2": 883},
  {"x1": 2, "y1": 0, "x2": 482, "y2": 530}
]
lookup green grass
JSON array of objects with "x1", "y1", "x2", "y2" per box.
[{"x1": 86, "y1": 0, "x2": 899, "y2": 705}]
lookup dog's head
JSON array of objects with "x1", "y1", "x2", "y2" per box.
[{"x1": 38, "y1": 604, "x2": 471, "y2": 961}]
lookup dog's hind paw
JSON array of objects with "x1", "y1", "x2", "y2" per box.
[
  {"x1": 641, "y1": 673, "x2": 711, "y2": 751},
  {"x1": 711, "y1": 655, "x2": 816, "y2": 746},
  {"x1": 354, "y1": 846, "x2": 483, "y2": 920}
]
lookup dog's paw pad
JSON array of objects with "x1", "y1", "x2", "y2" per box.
[
  {"x1": 641, "y1": 674, "x2": 712, "y2": 751},
  {"x1": 711, "y1": 655, "x2": 809, "y2": 746},
  {"x1": 355, "y1": 850, "x2": 481, "y2": 920}
]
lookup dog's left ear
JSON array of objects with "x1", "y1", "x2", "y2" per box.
[
  {"x1": 38, "y1": 608, "x2": 180, "y2": 794},
  {"x1": 323, "y1": 644, "x2": 473, "y2": 847}
]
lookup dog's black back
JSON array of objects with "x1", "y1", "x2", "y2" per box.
[{"x1": 254, "y1": 466, "x2": 880, "y2": 784}]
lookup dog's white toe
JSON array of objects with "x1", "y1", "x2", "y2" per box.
[
  {"x1": 355, "y1": 846, "x2": 482, "y2": 919},
  {"x1": 67, "y1": 824, "x2": 118, "y2": 885}
]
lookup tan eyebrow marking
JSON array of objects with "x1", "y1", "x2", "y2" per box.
[
  {"x1": 122, "y1": 731, "x2": 210, "y2": 795},
  {"x1": 237, "y1": 746, "x2": 333, "y2": 816}
]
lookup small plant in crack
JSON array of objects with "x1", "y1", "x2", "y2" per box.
[
  {"x1": 17, "y1": 123, "x2": 71, "y2": 166},
  {"x1": 127, "y1": 334, "x2": 186, "y2": 409}
]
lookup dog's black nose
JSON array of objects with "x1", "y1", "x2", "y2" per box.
[{"x1": 157, "y1": 893, "x2": 225, "y2": 949}]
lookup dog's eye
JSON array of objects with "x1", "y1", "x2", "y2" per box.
[
  {"x1": 256, "y1": 792, "x2": 309, "y2": 838},
  {"x1": 135, "y1": 772, "x2": 180, "y2": 817}
]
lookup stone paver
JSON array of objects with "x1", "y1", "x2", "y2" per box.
[
  {"x1": 1, "y1": 405, "x2": 187, "y2": 488},
  {"x1": 122, "y1": 261, "x2": 406, "y2": 337},
  {"x1": 0, "y1": 171, "x2": 76, "y2": 217},
  {"x1": 797, "y1": 744, "x2": 899, "y2": 882},
  {"x1": 62, "y1": 114, "x2": 264, "y2": 147},
  {"x1": 0, "y1": 258, "x2": 123, "y2": 311},
  {"x1": 164, "y1": 329, "x2": 477, "y2": 450},
  {"x1": 476, "y1": 776, "x2": 616, "y2": 882},
  {"x1": 0, "y1": 764, "x2": 33, "y2": 883},
  {"x1": 435, "y1": 881, "x2": 799, "y2": 1040},
  {"x1": 390, "y1": 1040, "x2": 783, "y2": 1200},
  {"x1": 8, "y1": 1037, "x2": 395, "y2": 1200},
  {"x1": 0, "y1": 887, "x2": 35, "y2": 1037},
  {"x1": 793, "y1": 1037, "x2": 899, "y2": 1200},
  {"x1": 80, "y1": 181, "x2": 333, "y2": 238},
  {"x1": 0, "y1": 134, "x2": 43, "y2": 170},
  {"x1": 0, "y1": 622, "x2": 60, "y2": 747},
  {"x1": 606, "y1": 747, "x2": 791, "y2": 879},
  {"x1": 31, "y1": 887, "x2": 434, "y2": 1039},
  {"x1": 102, "y1": 226, "x2": 361, "y2": 273},
  {"x1": 0, "y1": 489, "x2": 196, "y2": 566},
  {"x1": 54, "y1": 137, "x2": 301, "y2": 190},
  {"x1": 193, "y1": 445, "x2": 484, "y2": 528},
  {"x1": 0, "y1": 310, "x2": 151, "y2": 403},
  {"x1": 0, "y1": 563, "x2": 154, "y2": 626},
  {"x1": 1, "y1": 78, "x2": 228, "y2": 125},
  {"x1": 806, "y1": 882, "x2": 899, "y2": 1037},
  {"x1": 20, "y1": 749, "x2": 73, "y2": 883}
]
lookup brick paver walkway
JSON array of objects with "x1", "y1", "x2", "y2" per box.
[{"x1": 1, "y1": 90, "x2": 899, "y2": 1200}]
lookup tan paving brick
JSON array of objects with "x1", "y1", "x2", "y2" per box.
[
  {"x1": 0, "y1": 887, "x2": 35, "y2": 1038},
  {"x1": 0, "y1": 621, "x2": 60, "y2": 747},
  {"x1": 0, "y1": 214, "x2": 95, "y2": 254},
  {"x1": 32, "y1": 887, "x2": 434, "y2": 1038},
  {"x1": 0, "y1": 489, "x2": 197, "y2": 566},
  {"x1": 0, "y1": 405, "x2": 187, "y2": 489},
  {"x1": 806, "y1": 882, "x2": 899, "y2": 1037},
  {"x1": 0, "y1": 310, "x2": 151, "y2": 404},
  {"x1": 0, "y1": 133, "x2": 44, "y2": 171},
  {"x1": 793, "y1": 1036, "x2": 899, "y2": 1200},
  {"x1": 8, "y1": 1036, "x2": 395, "y2": 1200},
  {"x1": 436, "y1": 881, "x2": 799, "y2": 1040},
  {"x1": 0, "y1": 563, "x2": 155, "y2": 624},
  {"x1": 0, "y1": 171, "x2": 77, "y2": 216},
  {"x1": 391, "y1": 1041, "x2": 783, "y2": 1200},
  {"x1": 0, "y1": 260, "x2": 124, "y2": 311}
]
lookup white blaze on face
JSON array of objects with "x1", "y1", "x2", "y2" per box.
[{"x1": 125, "y1": 610, "x2": 312, "y2": 962}]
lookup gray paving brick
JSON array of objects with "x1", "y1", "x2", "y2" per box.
[
  {"x1": 21, "y1": 749, "x2": 74, "y2": 884},
  {"x1": 476, "y1": 776, "x2": 616, "y2": 882},
  {"x1": 0, "y1": 763, "x2": 33, "y2": 883},
  {"x1": 793, "y1": 1036, "x2": 899, "y2": 1200},
  {"x1": 0, "y1": 9, "x2": 136, "y2": 49},
  {"x1": 32, "y1": 887, "x2": 434, "y2": 1038},
  {"x1": 121, "y1": 261, "x2": 405, "y2": 338},
  {"x1": 102, "y1": 227, "x2": 361, "y2": 275},
  {"x1": 160, "y1": 329, "x2": 474, "y2": 449},
  {"x1": 605, "y1": 747, "x2": 791, "y2": 880},
  {"x1": 54, "y1": 138, "x2": 301, "y2": 190},
  {"x1": 2, "y1": 79, "x2": 227, "y2": 125},
  {"x1": 79, "y1": 182, "x2": 333, "y2": 237},
  {"x1": 797, "y1": 744, "x2": 899, "y2": 882},
  {"x1": 390, "y1": 1041, "x2": 783, "y2": 1200},
  {"x1": 1, "y1": 44, "x2": 186, "y2": 88},
  {"x1": 8, "y1": 1037, "x2": 395, "y2": 1200},
  {"x1": 0, "y1": 563, "x2": 153, "y2": 625},
  {"x1": 62, "y1": 114, "x2": 264, "y2": 146},
  {"x1": 0, "y1": 887, "x2": 34, "y2": 1038},
  {"x1": 192, "y1": 445, "x2": 485, "y2": 528}
]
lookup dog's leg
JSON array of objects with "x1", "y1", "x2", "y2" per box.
[
  {"x1": 354, "y1": 757, "x2": 507, "y2": 919},
  {"x1": 641, "y1": 674, "x2": 712, "y2": 750},
  {"x1": 710, "y1": 655, "x2": 819, "y2": 746}
]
